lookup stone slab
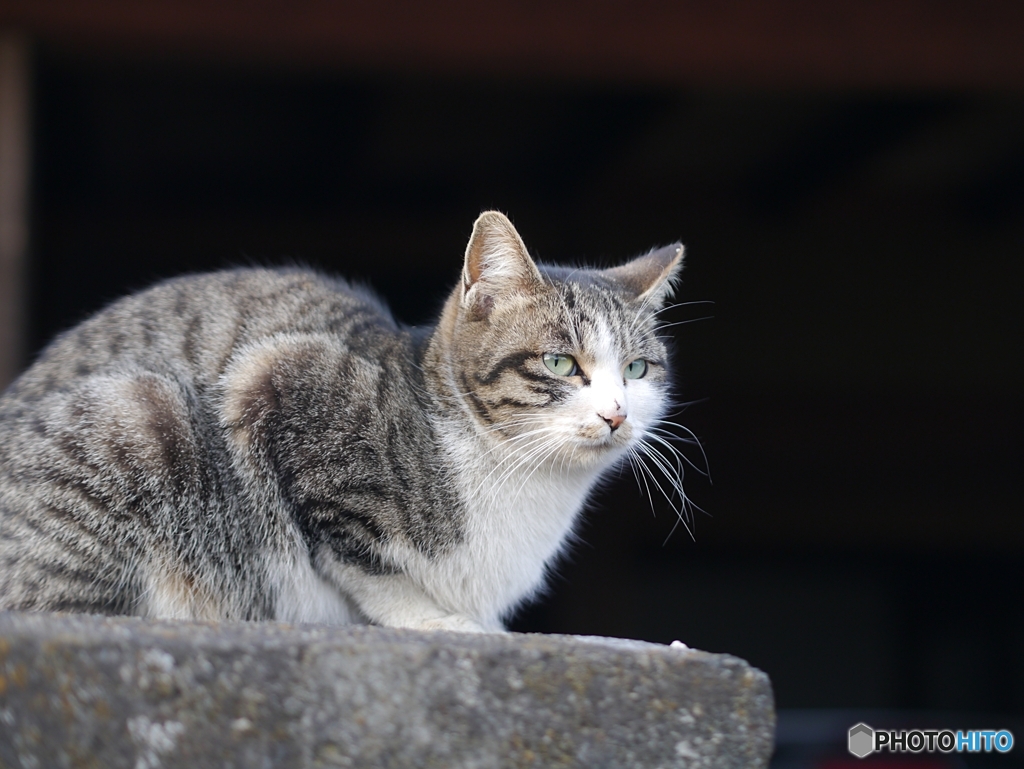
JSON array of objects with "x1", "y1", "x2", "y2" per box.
[{"x1": 0, "y1": 611, "x2": 774, "y2": 768}]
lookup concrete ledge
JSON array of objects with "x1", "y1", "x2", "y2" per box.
[{"x1": 0, "y1": 611, "x2": 774, "y2": 768}]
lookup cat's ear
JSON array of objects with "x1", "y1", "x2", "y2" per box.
[
  {"x1": 461, "y1": 211, "x2": 544, "y2": 320},
  {"x1": 602, "y1": 243, "x2": 684, "y2": 306}
]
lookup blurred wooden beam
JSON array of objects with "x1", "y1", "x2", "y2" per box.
[
  {"x1": 0, "y1": 34, "x2": 29, "y2": 389},
  {"x1": 3, "y1": 0, "x2": 1024, "y2": 88}
]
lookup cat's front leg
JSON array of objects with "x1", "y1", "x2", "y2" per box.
[
  {"x1": 415, "y1": 614, "x2": 491, "y2": 633},
  {"x1": 322, "y1": 560, "x2": 499, "y2": 633},
  {"x1": 355, "y1": 575, "x2": 495, "y2": 633}
]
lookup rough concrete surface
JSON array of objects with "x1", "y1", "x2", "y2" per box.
[{"x1": 0, "y1": 611, "x2": 774, "y2": 768}]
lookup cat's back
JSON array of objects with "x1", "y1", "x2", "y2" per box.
[{"x1": 5, "y1": 267, "x2": 398, "y2": 402}]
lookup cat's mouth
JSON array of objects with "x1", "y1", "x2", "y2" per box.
[{"x1": 576, "y1": 424, "x2": 632, "y2": 451}]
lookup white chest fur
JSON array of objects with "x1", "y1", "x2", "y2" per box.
[{"x1": 409, "y1": 423, "x2": 611, "y2": 628}]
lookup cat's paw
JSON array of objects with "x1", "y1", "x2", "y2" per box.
[{"x1": 414, "y1": 614, "x2": 491, "y2": 633}]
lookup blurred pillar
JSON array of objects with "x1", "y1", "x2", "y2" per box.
[{"x1": 0, "y1": 34, "x2": 30, "y2": 390}]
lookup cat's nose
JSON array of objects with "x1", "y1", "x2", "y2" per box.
[
  {"x1": 598, "y1": 403, "x2": 626, "y2": 431},
  {"x1": 602, "y1": 413, "x2": 626, "y2": 431}
]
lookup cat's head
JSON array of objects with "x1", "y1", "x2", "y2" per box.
[{"x1": 434, "y1": 211, "x2": 683, "y2": 473}]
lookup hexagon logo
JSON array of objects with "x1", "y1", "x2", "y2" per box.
[{"x1": 848, "y1": 723, "x2": 875, "y2": 758}]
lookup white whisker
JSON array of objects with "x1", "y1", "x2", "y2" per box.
[
  {"x1": 654, "y1": 316, "x2": 714, "y2": 331},
  {"x1": 631, "y1": 443, "x2": 693, "y2": 540}
]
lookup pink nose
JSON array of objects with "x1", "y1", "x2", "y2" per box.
[{"x1": 601, "y1": 412, "x2": 626, "y2": 431}]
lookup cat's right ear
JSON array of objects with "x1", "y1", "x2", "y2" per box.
[
  {"x1": 602, "y1": 242, "x2": 685, "y2": 307},
  {"x1": 461, "y1": 211, "x2": 543, "y2": 321}
]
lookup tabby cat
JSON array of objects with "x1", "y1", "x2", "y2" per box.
[{"x1": 0, "y1": 212, "x2": 685, "y2": 632}]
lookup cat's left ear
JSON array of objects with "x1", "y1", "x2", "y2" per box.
[
  {"x1": 602, "y1": 243, "x2": 684, "y2": 306},
  {"x1": 461, "y1": 211, "x2": 544, "y2": 320}
]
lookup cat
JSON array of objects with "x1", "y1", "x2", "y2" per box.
[{"x1": 0, "y1": 211, "x2": 686, "y2": 632}]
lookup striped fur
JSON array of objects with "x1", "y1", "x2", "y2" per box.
[{"x1": 0, "y1": 212, "x2": 684, "y2": 631}]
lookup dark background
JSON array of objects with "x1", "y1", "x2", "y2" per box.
[{"x1": 4, "y1": 2, "x2": 1024, "y2": 765}]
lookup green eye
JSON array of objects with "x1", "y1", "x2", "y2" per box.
[
  {"x1": 543, "y1": 353, "x2": 578, "y2": 377},
  {"x1": 624, "y1": 359, "x2": 648, "y2": 380}
]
